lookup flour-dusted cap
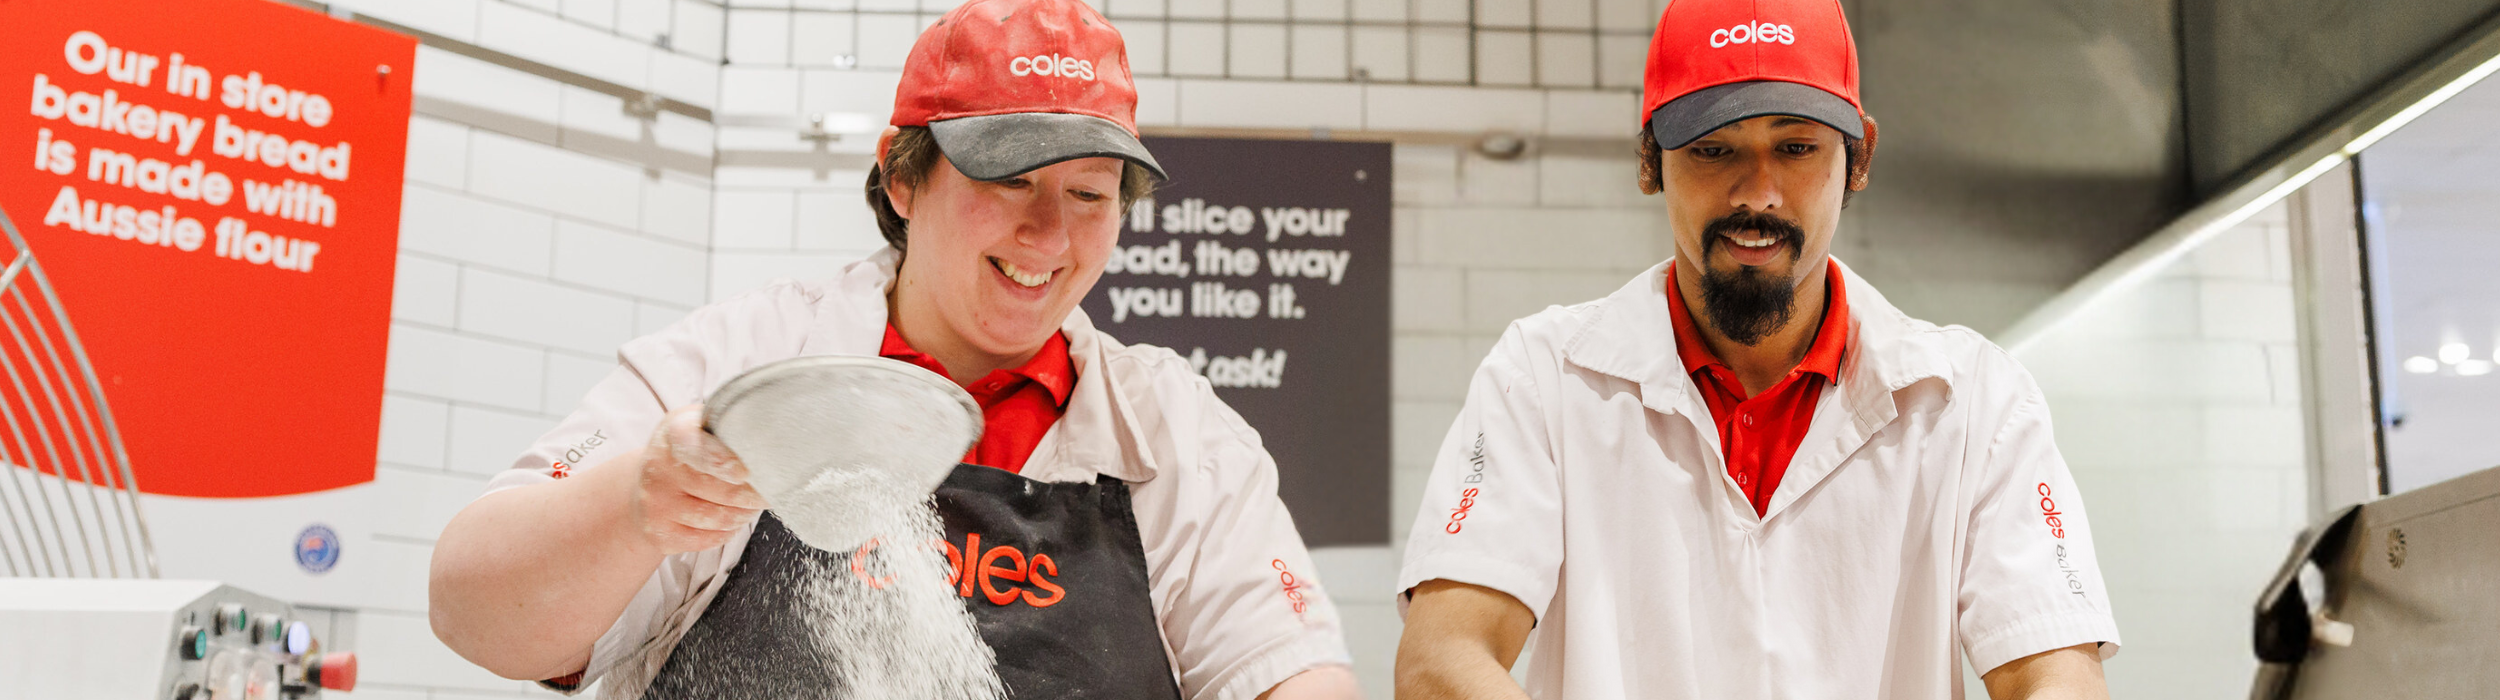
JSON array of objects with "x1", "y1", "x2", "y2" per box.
[
  {"x1": 890, "y1": 0, "x2": 1167, "y2": 181},
  {"x1": 1643, "y1": 0, "x2": 1864, "y2": 150}
]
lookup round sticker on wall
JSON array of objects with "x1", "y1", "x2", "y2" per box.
[{"x1": 295, "y1": 524, "x2": 340, "y2": 574}]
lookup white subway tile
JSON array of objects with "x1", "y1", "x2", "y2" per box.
[
  {"x1": 1167, "y1": 22, "x2": 1227, "y2": 77},
  {"x1": 1412, "y1": 207, "x2": 1658, "y2": 270},
  {"x1": 545, "y1": 352, "x2": 620, "y2": 414},
  {"x1": 1598, "y1": 35, "x2": 1645, "y2": 89},
  {"x1": 370, "y1": 465, "x2": 488, "y2": 541},
  {"x1": 377, "y1": 394, "x2": 452, "y2": 469},
  {"x1": 385, "y1": 324, "x2": 546, "y2": 411},
  {"x1": 1289, "y1": 25, "x2": 1350, "y2": 80},
  {"x1": 1410, "y1": 28, "x2": 1474, "y2": 83},
  {"x1": 637, "y1": 301, "x2": 694, "y2": 335},
  {"x1": 1394, "y1": 334, "x2": 1474, "y2": 401},
  {"x1": 1392, "y1": 207, "x2": 1420, "y2": 263},
  {"x1": 713, "y1": 189, "x2": 799, "y2": 249},
  {"x1": 405, "y1": 117, "x2": 471, "y2": 189},
  {"x1": 508, "y1": 0, "x2": 561, "y2": 12},
  {"x1": 1596, "y1": 0, "x2": 1650, "y2": 30},
  {"x1": 557, "y1": 86, "x2": 641, "y2": 144},
  {"x1": 467, "y1": 131, "x2": 648, "y2": 230},
  {"x1": 1415, "y1": 0, "x2": 1467, "y2": 22},
  {"x1": 356, "y1": 609, "x2": 532, "y2": 691},
  {"x1": 457, "y1": 268, "x2": 641, "y2": 356},
  {"x1": 1135, "y1": 77, "x2": 1179, "y2": 126},
  {"x1": 1233, "y1": 0, "x2": 1287, "y2": 19},
  {"x1": 331, "y1": 686, "x2": 428, "y2": 700},
  {"x1": 480, "y1": 1, "x2": 655, "y2": 90},
  {"x1": 798, "y1": 69, "x2": 904, "y2": 120},
  {"x1": 1106, "y1": 0, "x2": 1165, "y2": 19},
  {"x1": 1294, "y1": 0, "x2": 1348, "y2": 19},
  {"x1": 1368, "y1": 85, "x2": 1546, "y2": 133},
  {"x1": 2203, "y1": 404, "x2": 2305, "y2": 469},
  {"x1": 1391, "y1": 399, "x2": 1462, "y2": 469},
  {"x1": 648, "y1": 50, "x2": 721, "y2": 110},
  {"x1": 1545, "y1": 90, "x2": 1635, "y2": 138},
  {"x1": 640, "y1": 174, "x2": 714, "y2": 246},
  {"x1": 2197, "y1": 280, "x2": 2297, "y2": 343},
  {"x1": 1339, "y1": 602, "x2": 1399, "y2": 698},
  {"x1": 1475, "y1": 30, "x2": 1534, "y2": 86},
  {"x1": 1538, "y1": 153, "x2": 1644, "y2": 207},
  {"x1": 1457, "y1": 150, "x2": 1540, "y2": 206},
  {"x1": 1536, "y1": 32, "x2": 1595, "y2": 88},
  {"x1": 2047, "y1": 399, "x2": 2202, "y2": 472},
  {"x1": 673, "y1": 0, "x2": 729, "y2": 60},
  {"x1": 1170, "y1": 0, "x2": 1223, "y2": 19},
  {"x1": 727, "y1": 9, "x2": 796, "y2": 65},
  {"x1": 563, "y1": 0, "x2": 619, "y2": 28},
  {"x1": 615, "y1": 0, "x2": 672, "y2": 41},
  {"x1": 352, "y1": 540, "x2": 434, "y2": 614},
  {"x1": 1121, "y1": 21, "x2": 1168, "y2": 77},
  {"x1": 553, "y1": 221, "x2": 710, "y2": 306},
  {"x1": 413, "y1": 46, "x2": 563, "y2": 128},
  {"x1": 1352, "y1": 0, "x2": 1403, "y2": 20},
  {"x1": 1464, "y1": 269, "x2": 1629, "y2": 332},
  {"x1": 335, "y1": 0, "x2": 481, "y2": 42},
  {"x1": 1227, "y1": 24, "x2": 1288, "y2": 79},
  {"x1": 448, "y1": 405, "x2": 564, "y2": 476},
  {"x1": 860, "y1": 0, "x2": 915, "y2": 12},
  {"x1": 1538, "y1": 0, "x2": 1593, "y2": 28},
  {"x1": 791, "y1": 12, "x2": 859, "y2": 67},
  {"x1": 1392, "y1": 144, "x2": 1460, "y2": 206},
  {"x1": 652, "y1": 111, "x2": 718, "y2": 156},
  {"x1": 399, "y1": 186, "x2": 556, "y2": 275},
  {"x1": 796, "y1": 188, "x2": 886, "y2": 252},
  {"x1": 1351, "y1": 27, "x2": 1408, "y2": 82},
  {"x1": 2187, "y1": 222, "x2": 2273, "y2": 281},
  {"x1": 1473, "y1": 0, "x2": 1530, "y2": 26},
  {"x1": 712, "y1": 251, "x2": 855, "y2": 301},
  {"x1": 1393, "y1": 266, "x2": 1464, "y2": 332},
  {"x1": 392, "y1": 255, "x2": 460, "y2": 327},
  {"x1": 721, "y1": 67, "x2": 803, "y2": 115},
  {"x1": 1176, "y1": 80, "x2": 1364, "y2": 130},
  {"x1": 856, "y1": 14, "x2": 923, "y2": 69}
]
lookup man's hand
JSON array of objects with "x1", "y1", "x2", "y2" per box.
[
  {"x1": 629, "y1": 405, "x2": 768, "y2": 555},
  {"x1": 1981, "y1": 643, "x2": 2108, "y2": 700},
  {"x1": 1394, "y1": 580, "x2": 1535, "y2": 700}
]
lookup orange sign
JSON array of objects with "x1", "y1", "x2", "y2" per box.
[{"x1": 0, "y1": 0, "x2": 415, "y2": 497}]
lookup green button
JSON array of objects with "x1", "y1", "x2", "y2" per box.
[{"x1": 190, "y1": 630, "x2": 208, "y2": 659}]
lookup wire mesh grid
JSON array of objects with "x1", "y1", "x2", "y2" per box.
[{"x1": 0, "y1": 202, "x2": 157, "y2": 578}]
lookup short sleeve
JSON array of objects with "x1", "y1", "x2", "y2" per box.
[
  {"x1": 1394, "y1": 325, "x2": 1565, "y2": 622},
  {"x1": 1151, "y1": 390, "x2": 1353, "y2": 700},
  {"x1": 1956, "y1": 363, "x2": 2123, "y2": 675}
]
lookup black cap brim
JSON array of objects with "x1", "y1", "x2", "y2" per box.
[
  {"x1": 1648, "y1": 81, "x2": 1864, "y2": 151},
  {"x1": 927, "y1": 112, "x2": 1168, "y2": 183}
]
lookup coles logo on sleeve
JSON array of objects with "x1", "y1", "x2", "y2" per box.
[
  {"x1": 1444, "y1": 432, "x2": 1487, "y2": 534},
  {"x1": 2036, "y1": 482, "x2": 2067, "y2": 538}
]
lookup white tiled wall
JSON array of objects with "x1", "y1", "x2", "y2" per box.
[{"x1": 2009, "y1": 200, "x2": 2309, "y2": 699}]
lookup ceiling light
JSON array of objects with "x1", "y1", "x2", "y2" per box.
[
  {"x1": 2459, "y1": 360, "x2": 2494, "y2": 377},
  {"x1": 2404, "y1": 356, "x2": 2440, "y2": 374},
  {"x1": 2440, "y1": 342, "x2": 2470, "y2": 364}
]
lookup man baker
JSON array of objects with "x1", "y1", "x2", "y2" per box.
[{"x1": 1393, "y1": 0, "x2": 2121, "y2": 698}]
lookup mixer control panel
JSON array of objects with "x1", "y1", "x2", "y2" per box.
[{"x1": 157, "y1": 588, "x2": 356, "y2": 699}]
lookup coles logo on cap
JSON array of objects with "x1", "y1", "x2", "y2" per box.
[
  {"x1": 1644, "y1": 0, "x2": 1860, "y2": 123},
  {"x1": 1008, "y1": 53, "x2": 1096, "y2": 81},
  {"x1": 1710, "y1": 21, "x2": 1796, "y2": 48}
]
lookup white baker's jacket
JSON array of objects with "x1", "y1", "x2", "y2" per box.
[
  {"x1": 482, "y1": 249, "x2": 1350, "y2": 700},
  {"x1": 1397, "y1": 259, "x2": 2121, "y2": 699}
]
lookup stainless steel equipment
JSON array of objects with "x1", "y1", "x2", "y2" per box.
[
  {"x1": 0, "y1": 202, "x2": 156, "y2": 578},
  {"x1": 2250, "y1": 464, "x2": 2500, "y2": 699},
  {"x1": 0, "y1": 578, "x2": 356, "y2": 699}
]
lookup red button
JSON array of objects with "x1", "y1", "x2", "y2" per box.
[{"x1": 1740, "y1": 414, "x2": 1755, "y2": 427}]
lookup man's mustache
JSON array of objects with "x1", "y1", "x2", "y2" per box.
[{"x1": 1702, "y1": 211, "x2": 1806, "y2": 253}]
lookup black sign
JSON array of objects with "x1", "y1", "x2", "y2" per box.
[{"x1": 1081, "y1": 136, "x2": 1390, "y2": 546}]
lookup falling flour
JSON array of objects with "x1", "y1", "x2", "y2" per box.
[{"x1": 780, "y1": 470, "x2": 1006, "y2": 700}]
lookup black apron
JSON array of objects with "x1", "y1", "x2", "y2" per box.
[{"x1": 642, "y1": 463, "x2": 1184, "y2": 700}]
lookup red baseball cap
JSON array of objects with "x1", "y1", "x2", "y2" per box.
[
  {"x1": 891, "y1": 0, "x2": 1166, "y2": 181},
  {"x1": 1643, "y1": 0, "x2": 1863, "y2": 150}
]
